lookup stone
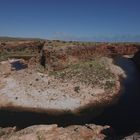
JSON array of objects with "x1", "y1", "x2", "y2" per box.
[
  {"x1": 0, "y1": 57, "x2": 124, "y2": 119},
  {"x1": 0, "y1": 124, "x2": 111, "y2": 140}
]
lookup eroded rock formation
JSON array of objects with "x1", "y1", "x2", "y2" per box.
[
  {"x1": 42, "y1": 42, "x2": 140, "y2": 71},
  {"x1": 0, "y1": 124, "x2": 111, "y2": 140}
]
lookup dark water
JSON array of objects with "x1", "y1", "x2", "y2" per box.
[
  {"x1": 11, "y1": 60, "x2": 27, "y2": 70},
  {"x1": 94, "y1": 57, "x2": 140, "y2": 135},
  {"x1": 0, "y1": 57, "x2": 140, "y2": 137},
  {"x1": 0, "y1": 110, "x2": 100, "y2": 129}
]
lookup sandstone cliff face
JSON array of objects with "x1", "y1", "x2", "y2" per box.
[
  {"x1": 42, "y1": 43, "x2": 140, "y2": 71},
  {"x1": 1, "y1": 40, "x2": 139, "y2": 70}
]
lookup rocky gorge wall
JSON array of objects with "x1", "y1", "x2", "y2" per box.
[
  {"x1": 1, "y1": 40, "x2": 140, "y2": 139},
  {"x1": 41, "y1": 42, "x2": 140, "y2": 71},
  {"x1": 1, "y1": 40, "x2": 140, "y2": 71}
]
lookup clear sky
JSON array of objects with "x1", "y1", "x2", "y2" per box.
[{"x1": 0, "y1": 0, "x2": 140, "y2": 42}]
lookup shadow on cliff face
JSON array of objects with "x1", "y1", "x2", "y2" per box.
[{"x1": 93, "y1": 56, "x2": 140, "y2": 135}]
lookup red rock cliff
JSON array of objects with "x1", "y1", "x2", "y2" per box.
[{"x1": 42, "y1": 43, "x2": 140, "y2": 71}]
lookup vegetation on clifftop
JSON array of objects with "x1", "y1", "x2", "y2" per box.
[{"x1": 49, "y1": 58, "x2": 116, "y2": 90}]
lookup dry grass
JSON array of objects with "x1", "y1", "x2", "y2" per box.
[{"x1": 49, "y1": 58, "x2": 115, "y2": 90}]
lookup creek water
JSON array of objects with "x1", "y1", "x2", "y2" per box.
[
  {"x1": 0, "y1": 56, "x2": 140, "y2": 137},
  {"x1": 94, "y1": 56, "x2": 140, "y2": 135}
]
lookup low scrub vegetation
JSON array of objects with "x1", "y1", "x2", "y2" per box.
[{"x1": 49, "y1": 58, "x2": 115, "y2": 90}]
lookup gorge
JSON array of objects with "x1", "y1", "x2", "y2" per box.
[{"x1": 0, "y1": 39, "x2": 140, "y2": 139}]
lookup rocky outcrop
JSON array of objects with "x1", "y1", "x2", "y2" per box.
[
  {"x1": 0, "y1": 57, "x2": 124, "y2": 120},
  {"x1": 0, "y1": 40, "x2": 126, "y2": 118},
  {"x1": 0, "y1": 40, "x2": 139, "y2": 71},
  {"x1": 42, "y1": 43, "x2": 140, "y2": 71},
  {"x1": 0, "y1": 41, "x2": 45, "y2": 61},
  {"x1": 1, "y1": 40, "x2": 140, "y2": 139},
  {"x1": 0, "y1": 124, "x2": 112, "y2": 140}
]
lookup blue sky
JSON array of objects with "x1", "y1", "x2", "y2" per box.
[{"x1": 0, "y1": 0, "x2": 140, "y2": 41}]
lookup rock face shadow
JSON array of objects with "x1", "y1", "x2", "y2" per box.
[{"x1": 11, "y1": 60, "x2": 27, "y2": 71}]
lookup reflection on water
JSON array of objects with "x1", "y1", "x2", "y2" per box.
[{"x1": 11, "y1": 60, "x2": 27, "y2": 71}]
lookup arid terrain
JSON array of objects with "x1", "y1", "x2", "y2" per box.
[{"x1": 0, "y1": 38, "x2": 140, "y2": 139}]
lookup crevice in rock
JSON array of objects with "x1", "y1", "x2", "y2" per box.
[{"x1": 40, "y1": 51, "x2": 46, "y2": 68}]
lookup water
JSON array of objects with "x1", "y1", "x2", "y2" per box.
[
  {"x1": 11, "y1": 60, "x2": 27, "y2": 70},
  {"x1": 0, "y1": 56, "x2": 140, "y2": 137},
  {"x1": 94, "y1": 56, "x2": 140, "y2": 135}
]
